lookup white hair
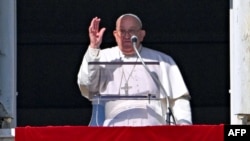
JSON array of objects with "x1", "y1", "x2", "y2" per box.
[{"x1": 117, "y1": 13, "x2": 143, "y2": 28}]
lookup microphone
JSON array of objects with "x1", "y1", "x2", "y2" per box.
[
  {"x1": 130, "y1": 35, "x2": 139, "y2": 54},
  {"x1": 131, "y1": 35, "x2": 138, "y2": 52},
  {"x1": 131, "y1": 35, "x2": 138, "y2": 43},
  {"x1": 131, "y1": 35, "x2": 177, "y2": 125}
]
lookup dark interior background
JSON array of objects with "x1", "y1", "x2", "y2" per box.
[{"x1": 16, "y1": 0, "x2": 230, "y2": 126}]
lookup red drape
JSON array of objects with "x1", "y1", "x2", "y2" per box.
[{"x1": 15, "y1": 125, "x2": 224, "y2": 141}]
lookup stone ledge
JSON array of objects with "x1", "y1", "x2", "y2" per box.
[{"x1": 0, "y1": 129, "x2": 14, "y2": 141}]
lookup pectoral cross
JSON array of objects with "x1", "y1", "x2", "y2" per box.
[{"x1": 121, "y1": 82, "x2": 132, "y2": 95}]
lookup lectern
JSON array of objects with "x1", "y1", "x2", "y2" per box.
[
  {"x1": 87, "y1": 61, "x2": 170, "y2": 126},
  {"x1": 89, "y1": 94, "x2": 164, "y2": 126}
]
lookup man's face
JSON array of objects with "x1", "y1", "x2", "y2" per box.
[{"x1": 113, "y1": 16, "x2": 145, "y2": 56}]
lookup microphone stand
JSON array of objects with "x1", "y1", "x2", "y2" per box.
[{"x1": 131, "y1": 35, "x2": 176, "y2": 125}]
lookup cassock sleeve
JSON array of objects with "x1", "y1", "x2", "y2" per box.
[
  {"x1": 159, "y1": 55, "x2": 192, "y2": 124},
  {"x1": 77, "y1": 47, "x2": 101, "y2": 99},
  {"x1": 168, "y1": 60, "x2": 192, "y2": 124}
]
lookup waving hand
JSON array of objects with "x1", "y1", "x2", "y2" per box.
[{"x1": 88, "y1": 17, "x2": 106, "y2": 48}]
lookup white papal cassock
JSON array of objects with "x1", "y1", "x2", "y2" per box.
[{"x1": 77, "y1": 45, "x2": 192, "y2": 126}]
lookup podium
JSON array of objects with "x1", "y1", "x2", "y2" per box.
[
  {"x1": 87, "y1": 61, "x2": 168, "y2": 126},
  {"x1": 89, "y1": 94, "x2": 165, "y2": 126}
]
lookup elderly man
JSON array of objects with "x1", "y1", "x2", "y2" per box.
[{"x1": 77, "y1": 13, "x2": 192, "y2": 126}]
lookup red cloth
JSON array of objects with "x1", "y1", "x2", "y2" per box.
[{"x1": 15, "y1": 125, "x2": 224, "y2": 141}]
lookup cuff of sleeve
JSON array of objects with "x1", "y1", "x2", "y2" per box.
[
  {"x1": 177, "y1": 119, "x2": 192, "y2": 125},
  {"x1": 88, "y1": 46, "x2": 100, "y2": 57}
]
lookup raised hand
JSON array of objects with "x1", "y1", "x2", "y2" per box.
[{"x1": 88, "y1": 17, "x2": 106, "y2": 48}]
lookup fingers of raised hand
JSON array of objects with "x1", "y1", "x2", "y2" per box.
[{"x1": 89, "y1": 17, "x2": 101, "y2": 33}]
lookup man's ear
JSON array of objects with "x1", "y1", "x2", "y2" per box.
[
  {"x1": 139, "y1": 30, "x2": 146, "y2": 42},
  {"x1": 113, "y1": 30, "x2": 117, "y2": 37},
  {"x1": 113, "y1": 30, "x2": 119, "y2": 43}
]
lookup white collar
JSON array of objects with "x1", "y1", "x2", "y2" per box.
[{"x1": 118, "y1": 45, "x2": 142, "y2": 59}]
